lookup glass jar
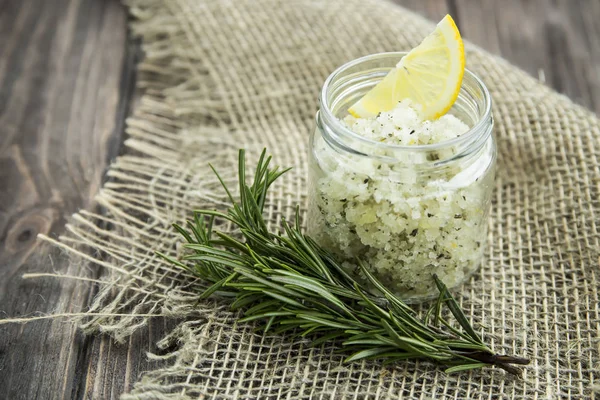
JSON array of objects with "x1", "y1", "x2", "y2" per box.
[{"x1": 307, "y1": 52, "x2": 495, "y2": 303}]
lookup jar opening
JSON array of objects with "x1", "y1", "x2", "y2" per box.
[{"x1": 317, "y1": 52, "x2": 493, "y2": 164}]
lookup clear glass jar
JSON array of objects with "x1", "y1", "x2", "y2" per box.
[{"x1": 307, "y1": 52, "x2": 495, "y2": 303}]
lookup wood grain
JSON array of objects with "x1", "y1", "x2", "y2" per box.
[
  {"x1": 0, "y1": 0, "x2": 134, "y2": 398},
  {"x1": 395, "y1": 0, "x2": 600, "y2": 114},
  {"x1": 0, "y1": 0, "x2": 599, "y2": 399}
]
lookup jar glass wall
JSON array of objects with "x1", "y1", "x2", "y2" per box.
[{"x1": 307, "y1": 52, "x2": 496, "y2": 303}]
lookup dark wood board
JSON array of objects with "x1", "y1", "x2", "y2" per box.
[
  {"x1": 0, "y1": 0, "x2": 598, "y2": 398},
  {"x1": 0, "y1": 0, "x2": 136, "y2": 398}
]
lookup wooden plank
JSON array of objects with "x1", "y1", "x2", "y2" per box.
[
  {"x1": 393, "y1": 0, "x2": 600, "y2": 114},
  {"x1": 0, "y1": 0, "x2": 135, "y2": 398}
]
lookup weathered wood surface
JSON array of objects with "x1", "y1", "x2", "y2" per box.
[
  {"x1": 0, "y1": 0, "x2": 598, "y2": 398},
  {"x1": 398, "y1": 0, "x2": 600, "y2": 114},
  {"x1": 0, "y1": 0, "x2": 138, "y2": 398}
]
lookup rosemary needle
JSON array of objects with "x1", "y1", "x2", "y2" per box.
[{"x1": 159, "y1": 149, "x2": 529, "y2": 375}]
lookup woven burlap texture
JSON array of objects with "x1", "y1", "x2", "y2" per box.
[{"x1": 43, "y1": 0, "x2": 599, "y2": 398}]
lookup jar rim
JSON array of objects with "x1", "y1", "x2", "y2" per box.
[{"x1": 319, "y1": 52, "x2": 493, "y2": 154}]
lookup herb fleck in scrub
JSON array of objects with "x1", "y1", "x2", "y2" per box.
[{"x1": 308, "y1": 16, "x2": 496, "y2": 302}]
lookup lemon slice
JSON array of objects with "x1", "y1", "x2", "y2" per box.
[{"x1": 348, "y1": 15, "x2": 465, "y2": 120}]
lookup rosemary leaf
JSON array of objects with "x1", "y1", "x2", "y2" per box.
[{"x1": 445, "y1": 363, "x2": 489, "y2": 373}]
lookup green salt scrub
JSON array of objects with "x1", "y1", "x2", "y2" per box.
[{"x1": 308, "y1": 100, "x2": 493, "y2": 300}]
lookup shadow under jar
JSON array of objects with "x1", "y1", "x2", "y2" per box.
[{"x1": 307, "y1": 52, "x2": 496, "y2": 303}]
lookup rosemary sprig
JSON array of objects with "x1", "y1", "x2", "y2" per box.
[{"x1": 160, "y1": 149, "x2": 529, "y2": 375}]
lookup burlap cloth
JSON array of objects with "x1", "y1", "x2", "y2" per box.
[{"x1": 47, "y1": 0, "x2": 600, "y2": 398}]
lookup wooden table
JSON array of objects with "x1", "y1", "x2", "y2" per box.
[{"x1": 1, "y1": 0, "x2": 598, "y2": 398}]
